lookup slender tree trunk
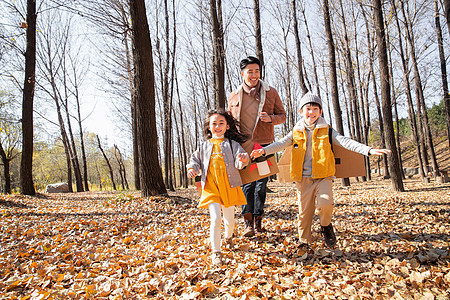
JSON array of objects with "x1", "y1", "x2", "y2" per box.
[
  {"x1": 385, "y1": 19, "x2": 404, "y2": 179},
  {"x1": 129, "y1": 0, "x2": 167, "y2": 196},
  {"x1": 175, "y1": 70, "x2": 189, "y2": 188},
  {"x1": 209, "y1": 0, "x2": 225, "y2": 109},
  {"x1": 162, "y1": 0, "x2": 174, "y2": 191},
  {"x1": 283, "y1": 31, "x2": 294, "y2": 130},
  {"x1": 253, "y1": 0, "x2": 265, "y2": 79},
  {"x1": 74, "y1": 82, "x2": 89, "y2": 191},
  {"x1": 339, "y1": 0, "x2": 361, "y2": 143},
  {"x1": 401, "y1": 1, "x2": 440, "y2": 177},
  {"x1": 373, "y1": 0, "x2": 404, "y2": 192},
  {"x1": 390, "y1": 0, "x2": 425, "y2": 179},
  {"x1": 291, "y1": 0, "x2": 308, "y2": 95},
  {"x1": 435, "y1": 0, "x2": 450, "y2": 147},
  {"x1": 322, "y1": 0, "x2": 349, "y2": 187},
  {"x1": 122, "y1": 10, "x2": 140, "y2": 190},
  {"x1": 97, "y1": 135, "x2": 116, "y2": 190},
  {"x1": 444, "y1": 0, "x2": 450, "y2": 34},
  {"x1": 115, "y1": 145, "x2": 129, "y2": 189},
  {"x1": 20, "y1": 0, "x2": 37, "y2": 196},
  {"x1": 0, "y1": 143, "x2": 11, "y2": 194},
  {"x1": 300, "y1": 1, "x2": 320, "y2": 97}
]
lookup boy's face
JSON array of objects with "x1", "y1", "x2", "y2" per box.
[
  {"x1": 299, "y1": 104, "x2": 322, "y2": 125},
  {"x1": 241, "y1": 63, "x2": 260, "y2": 88}
]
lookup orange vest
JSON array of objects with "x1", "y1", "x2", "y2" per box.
[{"x1": 290, "y1": 126, "x2": 335, "y2": 181}]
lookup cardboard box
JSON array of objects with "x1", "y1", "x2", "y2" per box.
[
  {"x1": 277, "y1": 144, "x2": 366, "y2": 182},
  {"x1": 239, "y1": 140, "x2": 279, "y2": 185}
]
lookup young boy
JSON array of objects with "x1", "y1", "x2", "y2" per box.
[{"x1": 251, "y1": 92, "x2": 390, "y2": 248}]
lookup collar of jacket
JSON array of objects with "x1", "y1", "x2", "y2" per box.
[
  {"x1": 293, "y1": 116, "x2": 328, "y2": 132},
  {"x1": 233, "y1": 80, "x2": 270, "y2": 95}
]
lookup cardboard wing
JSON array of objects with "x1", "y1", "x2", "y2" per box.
[
  {"x1": 239, "y1": 140, "x2": 279, "y2": 185},
  {"x1": 277, "y1": 144, "x2": 366, "y2": 182}
]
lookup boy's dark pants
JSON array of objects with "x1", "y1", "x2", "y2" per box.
[{"x1": 295, "y1": 177, "x2": 334, "y2": 244}]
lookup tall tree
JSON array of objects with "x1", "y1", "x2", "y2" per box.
[
  {"x1": 322, "y1": 0, "x2": 349, "y2": 187},
  {"x1": 435, "y1": 0, "x2": 450, "y2": 147},
  {"x1": 253, "y1": 0, "x2": 265, "y2": 79},
  {"x1": 20, "y1": 0, "x2": 37, "y2": 195},
  {"x1": 373, "y1": 0, "x2": 404, "y2": 192},
  {"x1": 444, "y1": 0, "x2": 450, "y2": 34},
  {"x1": 209, "y1": 0, "x2": 225, "y2": 109},
  {"x1": 291, "y1": 0, "x2": 308, "y2": 95},
  {"x1": 129, "y1": 0, "x2": 167, "y2": 196},
  {"x1": 391, "y1": 0, "x2": 425, "y2": 179},
  {"x1": 401, "y1": 0, "x2": 440, "y2": 177}
]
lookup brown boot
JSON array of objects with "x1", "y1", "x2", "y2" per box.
[
  {"x1": 242, "y1": 213, "x2": 254, "y2": 237},
  {"x1": 254, "y1": 215, "x2": 266, "y2": 233}
]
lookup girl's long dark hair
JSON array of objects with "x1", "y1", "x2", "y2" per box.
[{"x1": 203, "y1": 109, "x2": 249, "y2": 143}]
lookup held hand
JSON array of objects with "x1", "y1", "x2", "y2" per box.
[
  {"x1": 251, "y1": 149, "x2": 265, "y2": 159},
  {"x1": 259, "y1": 112, "x2": 272, "y2": 123},
  {"x1": 187, "y1": 169, "x2": 198, "y2": 178},
  {"x1": 369, "y1": 148, "x2": 391, "y2": 156},
  {"x1": 237, "y1": 153, "x2": 249, "y2": 163}
]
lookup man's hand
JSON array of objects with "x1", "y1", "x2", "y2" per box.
[{"x1": 259, "y1": 112, "x2": 272, "y2": 123}]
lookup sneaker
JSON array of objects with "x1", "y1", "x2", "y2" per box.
[
  {"x1": 211, "y1": 252, "x2": 222, "y2": 265},
  {"x1": 321, "y1": 223, "x2": 337, "y2": 248}
]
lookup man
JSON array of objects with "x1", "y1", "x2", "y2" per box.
[{"x1": 228, "y1": 56, "x2": 286, "y2": 237}]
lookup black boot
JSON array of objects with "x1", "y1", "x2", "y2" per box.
[{"x1": 321, "y1": 223, "x2": 337, "y2": 247}]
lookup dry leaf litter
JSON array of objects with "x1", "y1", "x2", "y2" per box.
[{"x1": 0, "y1": 179, "x2": 449, "y2": 299}]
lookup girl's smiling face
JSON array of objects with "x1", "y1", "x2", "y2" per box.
[
  {"x1": 209, "y1": 113, "x2": 229, "y2": 137},
  {"x1": 300, "y1": 104, "x2": 322, "y2": 125}
]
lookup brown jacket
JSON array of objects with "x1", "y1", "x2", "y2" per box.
[{"x1": 228, "y1": 80, "x2": 286, "y2": 145}]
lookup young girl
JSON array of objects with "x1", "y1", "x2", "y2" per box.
[{"x1": 187, "y1": 109, "x2": 249, "y2": 265}]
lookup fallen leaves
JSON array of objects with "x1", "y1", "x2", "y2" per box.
[{"x1": 0, "y1": 179, "x2": 449, "y2": 299}]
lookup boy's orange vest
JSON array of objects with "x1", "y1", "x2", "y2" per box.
[{"x1": 290, "y1": 126, "x2": 335, "y2": 181}]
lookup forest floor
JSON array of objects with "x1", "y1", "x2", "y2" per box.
[{"x1": 1, "y1": 177, "x2": 449, "y2": 299}]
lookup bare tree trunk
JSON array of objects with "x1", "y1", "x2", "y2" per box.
[
  {"x1": 253, "y1": 0, "x2": 265, "y2": 79},
  {"x1": 385, "y1": 18, "x2": 404, "y2": 179},
  {"x1": 339, "y1": 0, "x2": 361, "y2": 143},
  {"x1": 73, "y1": 75, "x2": 89, "y2": 191},
  {"x1": 129, "y1": 0, "x2": 167, "y2": 196},
  {"x1": 0, "y1": 143, "x2": 11, "y2": 194},
  {"x1": 373, "y1": 0, "x2": 404, "y2": 192},
  {"x1": 322, "y1": 0, "x2": 349, "y2": 187},
  {"x1": 175, "y1": 71, "x2": 189, "y2": 188},
  {"x1": 444, "y1": 0, "x2": 450, "y2": 34},
  {"x1": 435, "y1": 0, "x2": 450, "y2": 147},
  {"x1": 209, "y1": 0, "x2": 226, "y2": 109},
  {"x1": 300, "y1": 1, "x2": 320, "y2": 97},
  {"x1": 291, "y1": 0, "x2": 308, "y2": 95},
  {"x1": 391, "y1": 0, "x2": 425, "y2": 179},
  {"x1": 161, "y1": 0, "x2": 174, "y2": 191},
  {"x1": 20, "y1": 0, "x2": 37, "y2": 196},
  {"x1": 114, "y1": 145, "x2": 129, "y2": 190},
  {"x1": 97, "y1": 135, "x2": 116, "y2": 190},
  {"x1": 122, "y1": 7, "x2": 140, "y2": 190},
  {"x1": 401, "y1": 1, "x2": 440, "y2": 177}
]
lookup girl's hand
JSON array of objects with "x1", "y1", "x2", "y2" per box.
[
  {"x1": 251, "y1": 149, "x2": 265, "y2": 159},
  {"x1": 187, "y1": 169, "x2": 198, "y2": 178},
  {"x1": 237, "y1": 153, "x2": 249, "y2": 163},
  {"x1": 369, "y1": 148, "x2": 391, "y2": 156}
]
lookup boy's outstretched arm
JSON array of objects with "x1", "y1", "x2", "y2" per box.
[{"x1": 368, "y1": 148, "x2": 391, "y2": 156}]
